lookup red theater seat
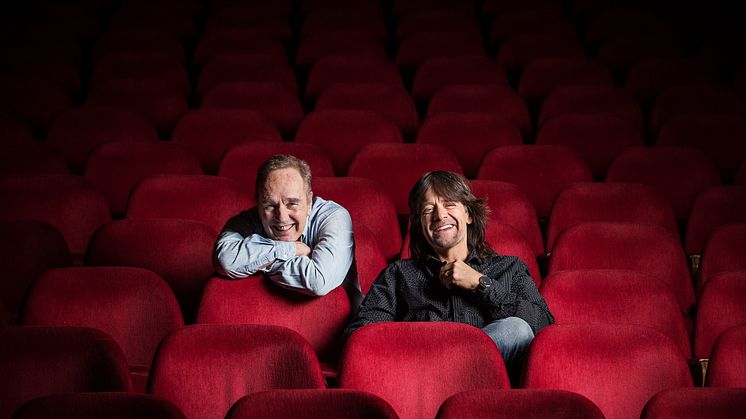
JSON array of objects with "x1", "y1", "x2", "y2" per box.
[
  {"x1": 694, "y1": 271, "x2": 746, "y2": 360},
  {"x1": 541, "y1": 269, "x2": 691, "y2": 358},
  {"x1": 437, "y1": 389, "x2": 604, "y2": 419},
  {"x1": 478, "y1": 145, "x2": 593, "y2": 219},
  {"x1": 339, "y1": 322, "x2": 510, "y2": 419},
  {"x1": 685, "y1": 186, "x2": 746, "y2": 257},
  {"x1": 171, "y1": 109, "x2": 281, "y2": 174},
  {"x1": 149, "y1": 324, "x2": 325, "y2": 419},
  {"x1": 84, "y1": 142, "x2": 203, "y2": 216},
  {"x1": 518, "y1": 57, "x2": 614, "y2": 107},
  {"x1": 125, "y1": 175, "x2": 253, "y2": 233},
  {"x1": 13, "y1": 393, "x2": 186, "y2": 419},
  {"x1": 354, "y1": 225, "x2": 388, "y2": 294},
  {"x1": 305, "y1": 55, "x2": 403, "y2": 103},
  {"x1": 698, "y1": 224, "x2": 746, "y2": 290},
  {"x1": 416, "y1": 112, "x2": 522, "y2": 179},
  {"x1": 546, "y1": 182, "x2": 679, "y2": 252},
  {"x1": 642, "y1": 388, "x2": 746, "y2": 419},
  {"x1": 47, "y1": 107, "x2": 158, "y2": 174},
  {"x1": 0, "y1": 220, "x2": 71, "y2": 325},
  {"x1": 227, "y1": 389, "x2": 398, "y2": 419},
  {"x1": 538, "y1": 85, "x2": 644, "y2": 131},
  {"x1": 706, "y1": 324, "x2": 746, "y2": 387},
  {"x1": 523, "y1": 324, "x2": 693, "y2": 419},
  {"x1": 411, "y1": 56, "x2": 508, "y2": 107},
  {"x1": 295, "y1": 110, "x2": 403, "y2": 176},
  {"x1": 0, "y1": 326, "x2": 131, "y2": 418},
  {"x1": 197, "y1": 53, "x2": 297, "y2": 97},
  {"x1": 0, "y1": 174, "x2": 110, "y2": 259},
  {"x1": 547, "y1": 222, "x2": 695, "y2": 317},
  {"x1": 606, "y1": 146, "x2": 721, "y2": 220},
  {"x1": 218, "y1": 141, "x2": 333, "y2": 198},
  {"x1": 20, "y1": 267, "x2": 184, "y2": 392},
  {"x1": 85, "y1": 218, "x2": 217, "y2": 322}
]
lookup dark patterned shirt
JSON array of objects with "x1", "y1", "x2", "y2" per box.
[{"x1": 345, "y1": 251, "x2": 554, "y2": 338}]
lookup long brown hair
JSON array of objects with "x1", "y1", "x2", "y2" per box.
[{"x1": 407, "y1": 171, "x2": 492, "y2": 261}]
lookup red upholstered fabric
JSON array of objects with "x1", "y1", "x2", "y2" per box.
[
  {"x1": 109, "y1": 7, "x2": 197, "y2": 39},
  {"x1": 650, "y1": 86, "x2": 746, "y2": 137},
  {"x1": 354, "y1": 225, "x2": 388, "y2": 294},
  {"x1": 0, "y1": 220, "x2": 71, "y2": 325},
  {"x1": 597, "y1": 34, "x2": 683, "y2": 82},
  {"x1": 395, "y1": 9, "x2": 480, "y2": 42},
  {"x1": 347, "y1": 143, "x2": 463, "y2": 216},
  {"x1": 84, "y1": 142, "x2": 203, "y2": 215},
  {"x1": 86, "y1": 79, "x2": 188, "y2": 137},
  {"x1": 523, "y1": 324, "x2": 693, "y2": 419},
  {"x1": 148, "y1": 324, "x2": 325, "y2": 419},
  {"x1": 295, "y1": 110, "x2": 403, "y2": 176},
  {"x1": 735, "y1": 158, "x2": 746, "y2": 185},
  {"x1": 312, "y1": 177, "x2": 402, "y2": 261},
  {"x1": 218, "y1": 141, "x2": 333, "y2": 198},
  {"x1": 625, "y1": 58, "x2": 721, "y2": 106},
  {"x1": 477, "y1": 145, "x2": 593, "y2": 219},
  {"x1": 427, "y1": 85, "x2": 532, "y2": 138},
  {"x1": 395, "y1": 32, "x2": 485, "y2": 76},
  {"x1": 85, "y1": 219, "x2": 217, "y2": 322},
  {"x1": 91, "y1": 29, "x2": 184, "y2": 64},
  {"x1": 193, "y1": 33, "x2": 287, "y2": 68},
  {"x1": 0, "y1": 77, "x2": 71, "y2": 137},
  {"x1": 0, "y1": 326, "x2": 131, "y2": 418},
  {"x1": 481, "y1": 0, "x2": 564, "y2": 18},
  {"x1": 227, "y1": 389, "x2": 398, "y2": 419},
  {"x1": 14, "y1": 393, "x2": 186, "y2": 419},
  {"x1": 518, "y1": 57, "x2": 614, "y2": 107},
  {"x1": 411, "y1": 56, "x2": 508, "y2": 106},
  {"x1": 0, "y1": 111, "x2": 33, "y2": 143},
  {"x1": 685, "y1": 186, "x2": 746, "y2": 255},
  {"x1": 171, "y1": 109, "x2": 281, "y2": 174},
  {"x1": 698, "y1": 224, "x2": 746, "y2": 290},
  {"x1": 538, "y1": 85, "x2": 644, "y2": 131},
  {"x1": 46, "y1": 107, "x2": 158, "y2": 174},
  {"x1": 203, "y1": 18, "x2": 291, "y2": 42},
  {"x1": 497, "y1": 33, "x2": 585, "y2": 77},
  {"x1": 300, "y1": 8, "x2": 386, "y2": 40},
  {"x1": 201, "y1": 81, "x2": 304, "y2": 139},
  {"x1": 0, "y1": 141, "x2": 69, "y2": 175},
  {"x1": 125, "y1": 174, "x2": 252, "y2": 233},
  {"x1": 606, "y1": 146, "x2": 721, "y2": 219},
  {"x1": 416, "y1": 112, "x2": 522, "y2": 178},
  {"x1": 706, "y1": 324, "x2": 746, "y2": 387},
  {"x1": 315, "y1": 82, "x2": 419, "y2": 139},
  {"x1": 338, "y1": 322, "x2": 510, "y2": 419},
  {"x1": 0, "y1": 174, "x2": 110, "y2": 258},
  {"x1": 197, "y1": 54, "x2": 297, "y2": 97},
  {"x1": 295, "y1": 38, "x2": 387, "y2": 70},
  {"x1": 584, "y1": 8, "x2": 672, "y2": 50},
  {"x1": 643, "y1": 388, "x2": 746, "y2": 419},
  {"x1": 20, "y1": 267, "x2": 184, "y2": 391},
  {"x1": 469, "y1": 180, "x2": 544, "y2": 257},
  {"x1": 197, "y1": 274, "x2": 351, "y2": 364},
  {"x1": 305, "y1": 56, "x2": 403, "y2": 103},
  {"x1": 546, "y1": 182, "x2": 680, "y2": 251},
  {"x1": 400, "y1": 220, "x2": 541, "y2": 285},
  {"x1": 436, "y1": 389, "x2": 604, "y2": 419},
  {"x1": 547, "y1": 222, "x2": 695, "y2": 317},
  {"x1": 694, "y1": 271, "x2": 746, "y2": 359},
  {"x1": 90, "y1": 52, "x2": 190, "y2": 95},
  {"x1": 541, "y1": 269, "x2": 691, "y2": 358},
  {"x1": 656, "y1": 114, "x2": 746, "y2": 180},
  {"x1": 536, "y1": 114, "x2": 643, "y2": 179},
  {"x1": 489, "y1": 9, "x2": 576, "y2": 46},
  {"x1": 392, "y1": 0, "x2": 473, "y2": 18}
]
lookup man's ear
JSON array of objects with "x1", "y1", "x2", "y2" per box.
[{"x1": 307, "y1": 191, "x2": 313, "y2": 214}]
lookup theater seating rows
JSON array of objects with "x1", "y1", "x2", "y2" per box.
[{"x1": 2, "y1": 0, "x2": 746, "y2": 418}]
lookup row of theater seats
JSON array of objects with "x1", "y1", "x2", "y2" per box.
[{"x1": 4, "y1": 320, "x2": 746, "y2": 419}]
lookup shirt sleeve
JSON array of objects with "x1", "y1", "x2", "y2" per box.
[
  {"x1": 213, "y1": 222, "x2": 296, "y2": 279},
  {"x1": 265, "y1": 206, "x2": 355, "y2": 297},
  {"x1": 477, "y1": 257, "x2": 555, "y2": 334},
  {"x1": 344, "y1": 263, "x2": 399, "y2": 339}
]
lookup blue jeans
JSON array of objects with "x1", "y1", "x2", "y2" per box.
[{"x1": 482, "y1": 317, "x2": 534, "y2": 368}]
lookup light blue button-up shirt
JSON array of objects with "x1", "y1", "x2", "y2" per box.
[{"x1": 213, "y1": 196, "x2": 362, "y2": 308}]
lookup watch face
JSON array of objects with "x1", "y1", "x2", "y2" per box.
[{"x1": 479, "y1": 275, "x2": 492, "y2": 288}]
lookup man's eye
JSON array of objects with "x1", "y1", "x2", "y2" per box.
[
  {"x1": 445, "y1": 202, "x2": 456, "y2": 208},
  {"x1": 422, "y1": 207, "x2": 434, "y2": 215}
]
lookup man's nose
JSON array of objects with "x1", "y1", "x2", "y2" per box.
[{"x1": 434, "y1": 205, "x2": 448, "y2": 220}]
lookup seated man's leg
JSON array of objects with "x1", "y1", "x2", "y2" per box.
[{"x1": 481, "y1": 316, "x2": 534, "y2": 368}]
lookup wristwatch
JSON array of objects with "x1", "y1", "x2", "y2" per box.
[{"x1": 477, "y1": 275, "x2": 493, "y2": 292}]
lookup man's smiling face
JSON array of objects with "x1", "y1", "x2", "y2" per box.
[{"x1": 259, "y1": 167, "x2": 312, "y2": 242}]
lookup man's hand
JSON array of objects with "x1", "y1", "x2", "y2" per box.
[
  {"x1": 439, "y1": 260, "x2": 483, "y2": 290},
  {"x1": 295, "y1": 241, "x2": 312, "y2": 257}
]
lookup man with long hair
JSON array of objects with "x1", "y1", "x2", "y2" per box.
[{"x1": 345, "y1": 171, "x2": 553, "y2": 368}]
